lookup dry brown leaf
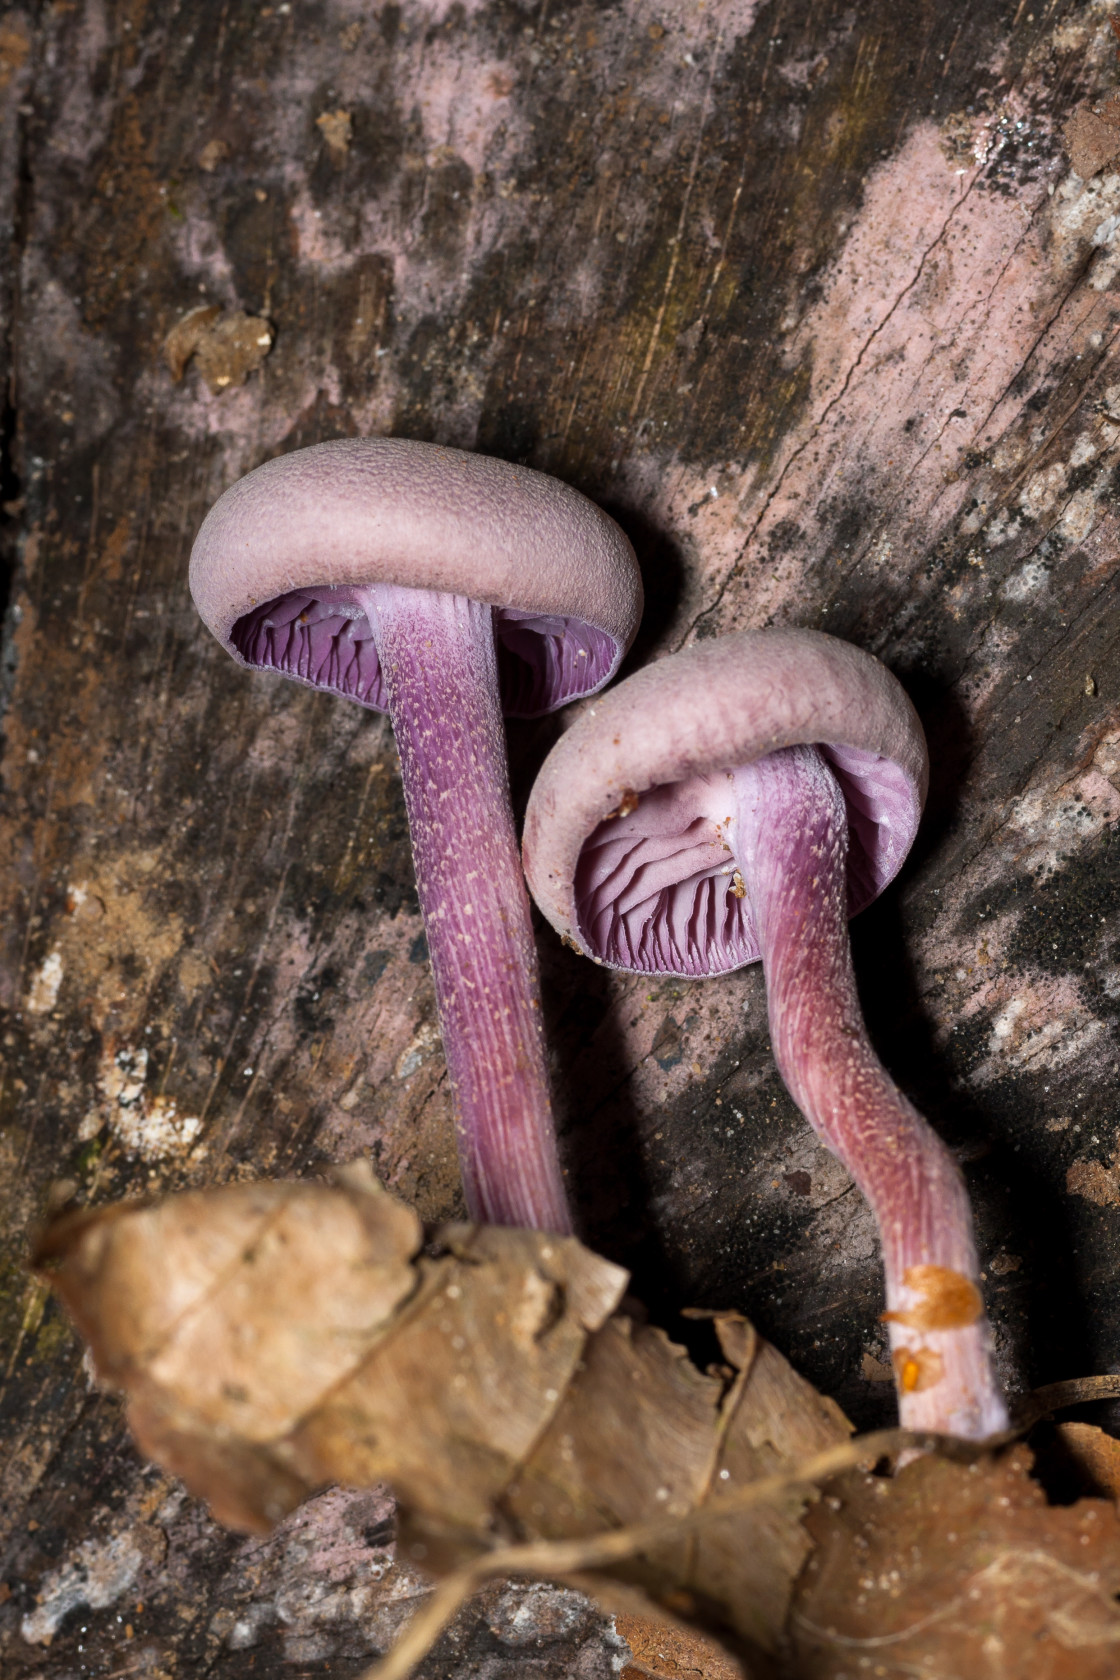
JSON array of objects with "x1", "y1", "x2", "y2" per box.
[
  {"x1": 350, "y1": 1428, "x2": 960, "y2": 1680},
  {"x1": 35, "y1": 1167, "x2": 849, "y2": 1670},
  {"x1": 37, "y1": 1170, "x2": 426, "y2": 1527},
  {"x1": 792, "y1": 1445, "x2": 1120, "y2": 1677},
  {"x1": 34, "y1": 1171, "x2": 1120, "y2": 1680}
]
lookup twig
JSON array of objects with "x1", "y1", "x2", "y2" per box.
[{"x1": 1012, "y1": 1373, "x2": 1120, "y2": 1429}]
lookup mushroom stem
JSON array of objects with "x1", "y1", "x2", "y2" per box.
[
  {"x1": 734, "y1": 743, "x2": 1006, "y2": 1439},
  {"x1": 359, "y1": 582, "x2": 570, "y2": 1234}
]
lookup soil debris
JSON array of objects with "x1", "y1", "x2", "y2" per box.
[
  {"x1": 616, "y1": 1612, "x2": 744, "y2": 1679},
  {"x1": 1067, "y1": 1153, "x2": 1120, "y2": 1207},
  {"x1": 316, "y1": 108, "x2": 353, "y2": 163},
  {"x1": 197, "y1": 137, "x2": 230, "y2": 172},
  {"x1": 1063, "y1": 93, "x2": 1120, "y2": 178},
  {"x1": 163, "y1": 304, "x2": 274, "y2": 392}
]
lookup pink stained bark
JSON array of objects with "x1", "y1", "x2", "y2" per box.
[
  {"x1": 734, "y1": 744, "x2": 1007, "y2": 1439},
  {"x1": 8, "y1": 0, "x2": 1120, "y2": 1668},
  {"x1": 361, "y1": 583, "x2": 570, "y2": 1234}
]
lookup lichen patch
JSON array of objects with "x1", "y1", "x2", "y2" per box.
[
  {"x1": 21, "y1": 1528, "x2": 146, "y2": 1645},
  {"x1": 81, "y1": 1044, "x2": 204, "y2": 1162},
  {"x1": 25, "y1": 949, "x2": 63, "y2": 1015}
]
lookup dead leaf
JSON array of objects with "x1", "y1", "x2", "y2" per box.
[
  {"x1": 36, "y1": 1170, "x2": 424, "y2": 1528},
  {"x1": 792, "y1": 1444, "x2": 1120, "y2": 1677},
  {"x1": 35, "y1": 1171, "x2": 848, "y2": 1668},
  {"x1": 37, "y1": 1174, "x2": 1120, "y2": 1680},
  {"x1": 350, "y1": 1427, "x2": 939, "y2": 1680},
  {"x1": 162, "y1": 305, "x2": 274, "y2": 393}
]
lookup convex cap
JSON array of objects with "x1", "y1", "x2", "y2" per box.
[
  {"x1": 189, "y1": 437, "x2": 642, "y2": 717},
  {"x1": 523, "y1": 629, "x2": 928, "y2": 975}
]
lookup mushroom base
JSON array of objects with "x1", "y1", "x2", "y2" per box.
[
  {"x1": 361, "y1": 583, "x2": 571, "y2": 1234},
  {"x1": 735, "y1": 744, "x2": 1007, "y2": 1440}
]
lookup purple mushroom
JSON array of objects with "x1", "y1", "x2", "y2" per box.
[
  {"x1": 189, "y1": 438, "x2": 642, "y2": 1234},
  {"x1": 522, "y1": 629, "x2": 1006, "y2": 1438}
]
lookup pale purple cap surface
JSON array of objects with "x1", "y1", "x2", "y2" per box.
[
  {"x1": 522, "y1": 630, "x2": 929, "y2": 975},
  {"x1": 189, "y1": 438, "x2": 642, "y2": 717}
]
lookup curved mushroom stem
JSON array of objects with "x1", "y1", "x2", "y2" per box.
[
  {"x1": 733, "y1": 744, "x2": 1006, "y2": 1439},
  {"x1": 359, "y1": 583, "x2": 570, "y2": 1234}
]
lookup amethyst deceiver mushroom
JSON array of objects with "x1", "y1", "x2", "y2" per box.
[
  {"x1": 189, "y1": 438, "x2": 642, "y2": 1234},
  {"x1": 522, "y1": 629, "x2": 1007, "y2": 1438}
]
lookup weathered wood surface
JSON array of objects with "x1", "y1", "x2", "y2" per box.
[{"x1": 0, "y1": 0, "x2": 1118, "y2": 1674}]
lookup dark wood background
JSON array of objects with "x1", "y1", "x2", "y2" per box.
[{"x1": 1, "y1": 0, "x2": 1119, "y2": 1674}]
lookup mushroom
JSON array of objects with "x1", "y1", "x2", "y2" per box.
[
  {"x1": 189, "y1": 437, "x2": 642, "y2": 1234},
  {"x1": 522, "y1": 629, "x2": 1006, "y2": 1438}
]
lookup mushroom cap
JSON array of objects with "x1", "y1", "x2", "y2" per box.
[
  {"x1": 522, "y1": 629, "x2": 929, "y2": 976},
  {"x1": 189, "y1": 438, "x2": 642, "y2": 717}
]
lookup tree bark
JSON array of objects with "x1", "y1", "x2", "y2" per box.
[{"x1": 1, "y1": 1, "x2": 1118, "y2": 1675}]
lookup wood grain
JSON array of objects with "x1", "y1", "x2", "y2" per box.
[{"x1": 1, "y1": 1, "x2": 1118, "y2": 1674}]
